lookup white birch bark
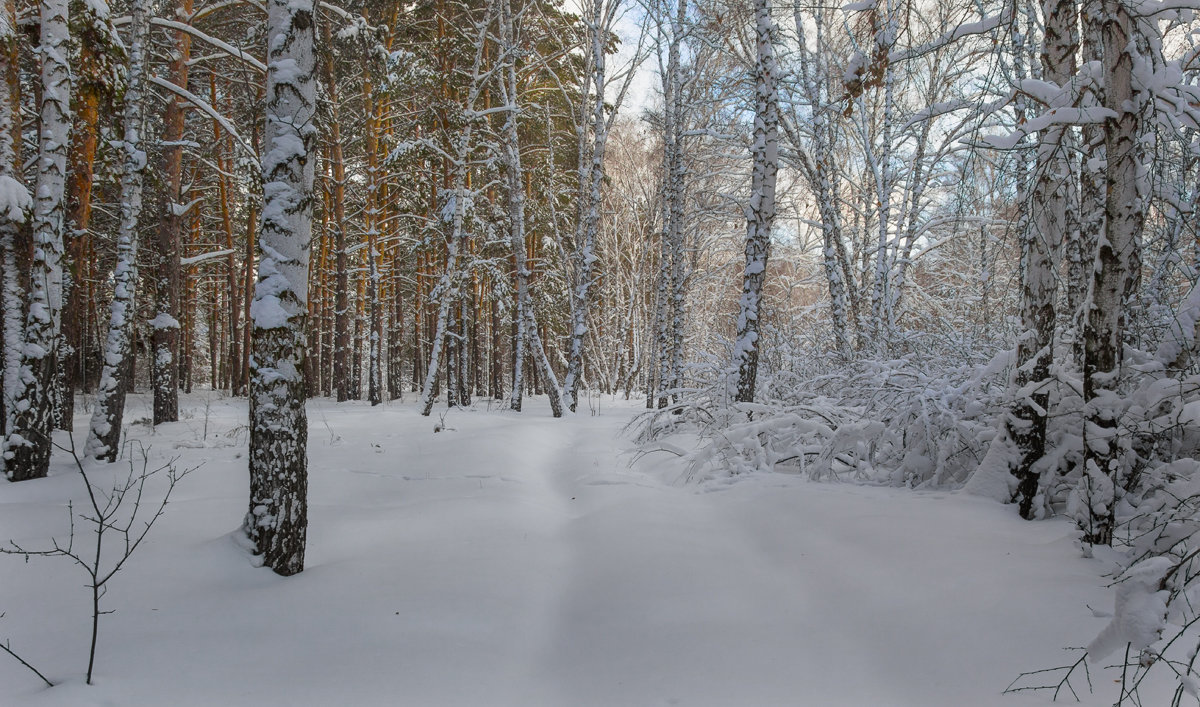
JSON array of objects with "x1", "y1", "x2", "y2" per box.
[
  {"x1": 866, "y1": 1, "x2": 895, "y2": 353},
  {"x1": 1071, "y1": 0, "x2": 1105, "y2": 368},
  {"x1": 790, "y1": 1, "x2": 854, "y2": 357},
  {"x1": 419, "y1": 9, "x2": 494, "y2": 417},
  {"x1": 499, "y1": 0, "x2": 563, "y2": 417},
  {"x1": 85, "y1": 0, "x2": 149, "y2": 462},
  {"x1": 419, "y1": 129, "x2": 471, "y2": 417},
  {"x1": 1077, "y1": 0, "x2": 1148, "y2": 545},
  {"x1": 732, "y1": 0, "x2": 779, "y2": 403},
  {"x1": 244, "y1": 0, "x2": 316, "y2": 575},
  {"x1": 1004, "y1": 0, "x2": 1074, "y2": 518},
  {"x1": 4, "y1": 0, "x2": 69, "y2": 481},
  {"x1": 655, "y1": 0, "x2": 686, "y2": 408},
  {"x1": 562, "y1": 0, "x2": 611, "y2": 413},
  {"x1": 0, "y1": 0, "x2": 29, "y2": 464}
]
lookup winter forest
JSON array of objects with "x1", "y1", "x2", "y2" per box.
[{"x1": 3, "y1": 0, "x2": 1200, "y2": 701}]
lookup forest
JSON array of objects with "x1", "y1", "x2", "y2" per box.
[{"x1": 3, "y1": 0, "x2": 1200, "y2": 702}]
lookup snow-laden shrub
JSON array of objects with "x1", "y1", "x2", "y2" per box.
[
  {"x1": 631, "y1": 350, "x2": 1013, "y2": 487},
  {"x1": 633, "y1": 339, "x2": 1200, "y2": 505}
]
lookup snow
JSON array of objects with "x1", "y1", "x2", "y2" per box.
[
  {"x1": 0, "y1": 174, "x2": 31, "y2": 222},
  {"x1": 0, "y1": 394, "x2": 1179, "y2": 705},
  {"x1": 147, "y1": 313, "x2": 180, "y2": 330},
  {"x1": 1086, "y1": 557, "x2": 1171, "y2": 662}
]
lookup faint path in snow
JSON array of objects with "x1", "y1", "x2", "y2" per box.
[{"x1": 0, "y1": 394, "x2": 1128, "y2": 707}]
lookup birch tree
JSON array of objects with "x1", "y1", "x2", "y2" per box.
[
  {"x1": 0, "y1": 0, "x2": 28, "y2": 460},
  {"x1": 561, "y1": 0, "x2": 644, "y2": 412},
  {"x1": 731, "y1": 0, "x2": 779, "y2": 403},
  {"x1": 1005, "y1": 0, "x2": 1075, "y2": 519},
  {"x1": 652, "y1": 0, "x2": 686, "y2": 408},
  {"x1": 4, "y1": 0, "x2": 70, "y2": 481},
  {"x1": 1076, "y1": 0, "x2": 1148, "y2": 545},
  {"x1": 244, "y1": 0, "x2": 317, "y2": 575},
  {"x1": 784, "y1": 0, "x2": 856, "y2": 357},
  {"x1": 499, "y1": 0, "x2": 563, "y2": 417},
  {"x1": 85, "y1": 0, "x2": 149, "y2": 463},
  {"x1": 418, "y1": 6, "x2": 492, "y2": 418}
]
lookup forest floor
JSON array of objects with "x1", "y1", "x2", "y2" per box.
[{"x1": 0, "y1": 393, "x2": 1165, "y2": 706}]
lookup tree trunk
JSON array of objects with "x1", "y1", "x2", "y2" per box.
[
  {"x1": 152, "y1": 0, "x2": 193, "y2": 425},
  {"x1": 59, "y1": 17, "x2": 108, "y2": 430},
  {"x1": 732, "y1": 0, "x2": 779, "y2": 404},
  {"x1": 362, "y1": 49, "x2": 383, "y2": 406},
  {"x1": 0, "y1": 0, "x2": 25, "y2": 453},
  {"x1": 245, "y1": 0, "x2": 316, "y2": 576},
  {"x1": 5, "y1": 0, "x2": 69, "y2": 481},
  {"x1": 562, "y1": 0, "x2": 615, "y2": 412},
  {"x1": 1078, "y1": 0, "x2": 1146, "y2": 545},
  {"x1": 1004, "y1": 0, "x2": 1075, "y2": 519},
  {"x1": 85, "y1": 0, "x2": 148, "y2": 462},
  {"x1": 1071, "y1": 0, "x2": 1105, "y2": 369}
]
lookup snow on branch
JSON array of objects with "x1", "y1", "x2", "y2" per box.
[
  {"x1": 151, "y1": 18, "x2": 265, "y2": 73},
  {"x1": 112, "y1": 16, "x2": 266, "y2": 73},
  {"x1": 180, "y1": 248, "x2": 236, "y2": 266},
  {"x1": 147, "y1": 76, "x2": 256, "y2": 159}
]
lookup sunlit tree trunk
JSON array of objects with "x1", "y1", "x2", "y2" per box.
[{"x1": 58, "y1": 1, "x2": 118, "y2": 429}]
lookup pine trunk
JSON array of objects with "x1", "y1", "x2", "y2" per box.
[{"x1": 152, "y1": 0, "x2": 192, "y2": 425}]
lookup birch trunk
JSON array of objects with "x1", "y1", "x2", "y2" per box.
[
  {"x1": 0, "y1": 0, "x2": 27, "y2": 455},
  {"x1": 363, "y1": 56, "x2": 383, "y2": 407},
  {"x1": 419, "y1": 127, "x2": 470, "y2": 417},
  {"x1": 655, "y1": 0, "x2": 686, "y2": 408},
  {"x1": 866, "y1": 2, "x2": 895, "y2": 353},
  {"x1": 562, "y1": 0, "x2": 613, "y2": 412},
  {"x1": 4, "y1": 0, "x2": 69, "y2": 481},
  {"x1": 244, "y1": 0, "x2": 316, "y2": 576},
  {"x1": 499, "y1": 0, "x2": 563, "y2": 417},
  {"x1": 732, "y1": 0, "x2": 778, "y2": 403},
  {"x1": 85, "y1": 0, "x2": 148, "y2": 462},
  {"x1": 1005, "y1": 0, "x2": 1074, "y2": 519},
  {"x1": 1078, "y1": 0, "x2": 1146, "y2": 545},
  {"x1": 1071, "y1": 0, "x2": 1105, "y2": 368}
]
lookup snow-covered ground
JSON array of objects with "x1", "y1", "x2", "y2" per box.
[{"x1": 0, "y1": 393, "x2": 1151, "y2": 705}]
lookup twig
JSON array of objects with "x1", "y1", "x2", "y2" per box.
[
  {"x1": 0, "y1": 614, "x2": 54, "y2": 688},
  {"x1": 1004, "y1": 650, "x2": 1091, "y2": 702}
]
